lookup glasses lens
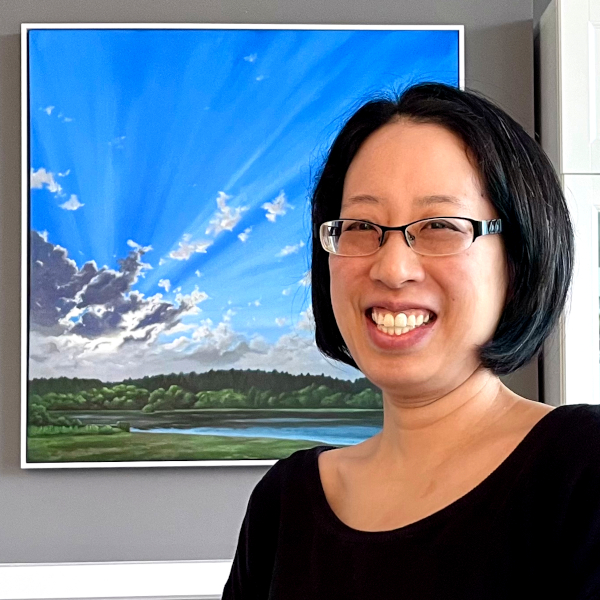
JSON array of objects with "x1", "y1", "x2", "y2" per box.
[
  {"x1": 407, "y1": 218, "x2": 473, "y2": 256},
  {"x1": 320, "y1": 218, "x2": 474, "y2": 256},
  {"x1": 321, "y1": 220, "x2": 381, "y2": 256}
]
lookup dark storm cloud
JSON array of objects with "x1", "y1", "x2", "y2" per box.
[
  {"x1": 30, "y1": 231, "x2": 97, "y2": 328},
  {"x1": 122, "y1": 326, "x2": 157, "y2": 345},
  {"x1": 30, "y1": 231, "x2": 205, "y2": 340},
  {"x1": 70, "y1": 309, "x2": 124, "y2": 337},
  {"x1": 77, "y1": 253, "x2": 148, "y2": 308},
  {"x1": 70, "y1": 293, "x2": 148, "y2": 339},
  {"x1": 134, "y1": 291, "x2": 201, "y2": 331}
]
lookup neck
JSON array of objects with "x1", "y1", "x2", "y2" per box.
[{"x1": 369, "y1": 366, "x2": 515, "y2": 471}]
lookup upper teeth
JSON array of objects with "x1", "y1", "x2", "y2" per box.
[
  {"x1": 370, "y1": 308, "x2": 434, "y2": 335},
  {"x1": 371, "y1": 309, "x2": 432, "y2": 326}
]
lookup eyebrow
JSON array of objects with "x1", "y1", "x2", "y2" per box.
[{"x1": 342, "y1": 194, "x2": 470, "y2": 211}]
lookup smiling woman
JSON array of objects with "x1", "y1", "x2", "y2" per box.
[
  {"x1": 327, "y1": 118, "x2": 510, "y2": 393},
  {"x1": 222, "y1": 82, "x2": 600, "y2": 599}
]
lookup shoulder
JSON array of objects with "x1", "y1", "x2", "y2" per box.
[
  {"x1": 541, "y1": 406, "x2": 600, "y2": 593},
  {"x1": 250, "y1": 445, "x2": 334, "y2": 504},
  {"x1": 544, "y1": 403, "x2": 600, "y2": 445},
  {"x1": 550, "y1": 402, "x2": 600, "y2": 421},
  {"x1": 533, "y1": 404, "x2": 600, "y2": 478}
]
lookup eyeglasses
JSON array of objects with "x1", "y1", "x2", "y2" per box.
[{"x1": 319, "y1": 217, "x2": 502, "y2": 257}]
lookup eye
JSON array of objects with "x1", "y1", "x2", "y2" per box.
[
  {"x1": 424, "y1": 220, "x2": 456, "y2": 230},
  {"x1": 344, "y1": 220, "x2": 377, "y2": 232}
]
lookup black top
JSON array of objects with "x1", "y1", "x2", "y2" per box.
[{"x1": 221, "y1": 404, "x2": 600, "y2": 599}]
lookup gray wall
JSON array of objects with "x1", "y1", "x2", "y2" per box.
[
  {"x1": 534, "y1": 0, "x2": 553, "y2": 27},
  {"x1": 0, "y1": 0, "x2": 537, "y2": 563}
]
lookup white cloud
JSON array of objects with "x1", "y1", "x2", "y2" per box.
[
  {"x1": 158, "y1": 279, "x2": 171, "y2": 292},
  {"x1": 60, "y1": 195, "x2": 84, "y2": 211},
  {"x1": 29, "y1": 313, "x2": 360, "y2": 382},
  {"x1": 222, "y1": 308, "x2": 236, "y2": 323},
  {"x1": 159, "y1": 258, "x2": 167, "y2": 266},
  {"x1": 42, "y1": 106, "x2": 54, "y2": 115},
  {"x1": 262, "y1": 190, "x2": 292, "y2": 222},
  {"x1": 63, "y1": 117, "x2": 73, "y2": 123},
  {"x1": 186, "y1": 318, "x2": 247, "y2": 360},
  {"x1": 276, "y1": 240, "x2": 305, "y2": 257},
  {"x1": 238, "y1": 227, "x2": 252, "y2": 242},
  {"x1": 256, "y1": 75, "x2": 265, "y2": 81},
  {"x1": 58, "y1": 169, "x2": 70, "y2": 177},
  {"x1": 166, "y1": 322, "x2": 195, "y2": 335},
  {"x1": 299, "y1": 270, "x2": 311, "y2": 287},
  {"x1": 169, "y1": 234, "x2": 212, "y2": 260},
  {"x1": 236, "y1": 331, "x2": 359, "y2": 379},
  {"x1": 249, "y1": 335, "x2": 268, "y2": 352},
  {"x1": 295, "y1": 306, "x2": 315, "y2": 332},
  {"x1": 275, "y1": 317, "x2": 287, "y2": 327},
  {"x1": 282, "y1": 288, "x2": 291, "y2": 296},
  {"x1": 195, "y1": 270, "x2": 202, "y2": 277},
  {"x1": 108, "y1": 136, "x2": 126, "y2": 148},
  {"x1": 244, "y1": 53, "x2": 257, "y2": 62},
  {"x1": 248, "y1": 299, "x2": 260, "y2": 307},
  {"x1": 174, "y1": 287, "x2": 210, "y2": 316},
  {"x1": 205, "y1": 191, "x2": 248, "y2": 236},
  {"x1": 127, "y1": 239, "x2": 153, "y2": 252},
  {"x1": 30, "y1": 168, "x2": 62, "y2": 195},
  {"x1": 163, "y1": 336, "x2": 192, "y2": 351}
]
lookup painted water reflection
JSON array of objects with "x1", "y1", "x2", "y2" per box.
[{"x1": 64, "y1": 409, "x2": 384, "y2": 446}]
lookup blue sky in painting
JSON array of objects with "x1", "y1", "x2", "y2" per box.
[{"x1": 28, "y1": 28, "x2": 459, "y2": 381}]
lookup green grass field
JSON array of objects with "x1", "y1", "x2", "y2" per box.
[{"x1": 27, "y1": 431, "x2": 327, "y2": 463}]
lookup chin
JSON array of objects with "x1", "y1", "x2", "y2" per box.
[{"x1": 353, "y1": 355, "x2": 426, "y2": 390}]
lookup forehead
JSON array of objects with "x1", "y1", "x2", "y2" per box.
[
  {"x1": 342, "y1": 119, "x2": 486, "y2": 211},
  {"x1": 342, "y1": 193, "x2": 470, "y2": 211}
]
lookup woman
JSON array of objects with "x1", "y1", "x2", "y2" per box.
[{"x1": 222, "y1": 82, "x2": 600, "y2": 599}]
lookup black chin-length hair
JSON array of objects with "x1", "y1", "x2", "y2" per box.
[{"x1": 310, "y1": 81, "x2": 574, "y2": 376}]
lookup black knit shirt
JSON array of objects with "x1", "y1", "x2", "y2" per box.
[{"x1": 222, "y1": 404, "x2": 600, "y2": 599}]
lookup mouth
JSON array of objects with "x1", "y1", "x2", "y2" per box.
[{"x1": 366, "y1": 307, "x2": 437, "y2": 338}]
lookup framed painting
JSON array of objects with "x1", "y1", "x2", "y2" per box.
[{"x1": 21, "y1": 23, "x2": 464, "y2": 468}]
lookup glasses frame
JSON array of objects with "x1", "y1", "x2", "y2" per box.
[{"x1": 319, "y1": 216, "x2": 503, "y2": 257}]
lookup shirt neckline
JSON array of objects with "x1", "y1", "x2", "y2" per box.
[{"x1": 310, "y1": 404, "x2": 565, "y2": 542}]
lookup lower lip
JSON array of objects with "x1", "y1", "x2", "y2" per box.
[{"x1": 366, "y1": 313, "x2": 437, "y2": 350}]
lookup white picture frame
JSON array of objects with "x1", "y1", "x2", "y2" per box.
[{"x1": 21, "y1": 23, "x2": 465, "y2": 468}]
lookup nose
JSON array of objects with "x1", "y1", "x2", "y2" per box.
[{"x1": 369, "y1": 229, "x2": 426, "y2": 288}]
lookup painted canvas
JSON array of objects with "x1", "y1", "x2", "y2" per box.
[{"x1": 22, "y1": 25, "x2": 463, "y2": 467}]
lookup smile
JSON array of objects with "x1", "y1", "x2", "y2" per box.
[
  {"x1": 366, "y1": 308, "x2": 437, "y2": 348},
  {"x1": 370, "y1": 308, "x2": 436, "y2": 336}
]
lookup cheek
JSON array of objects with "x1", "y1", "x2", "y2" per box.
[
  {"x1": 443, "y1": 249, "x2": 507, "y2": 328},
  {"x1": 329, "y1": 256, "x2": 363, "y2": 328},
  {"x1": 476, "y1": 241, "x2": 509, "y2": 311},
  {"x1": 437, "y1": 260, "x2": 472, "y2": 314},
  {"x1": 438, "y1": 254, "x2": 486, "y2": 313},
  {"x1": 329, "y1": 256, "x2": 348, "y2": 320}
]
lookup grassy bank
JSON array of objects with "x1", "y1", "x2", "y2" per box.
[{"x1": 26, "y1": 431, "x2": 328, "y2": 463}]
